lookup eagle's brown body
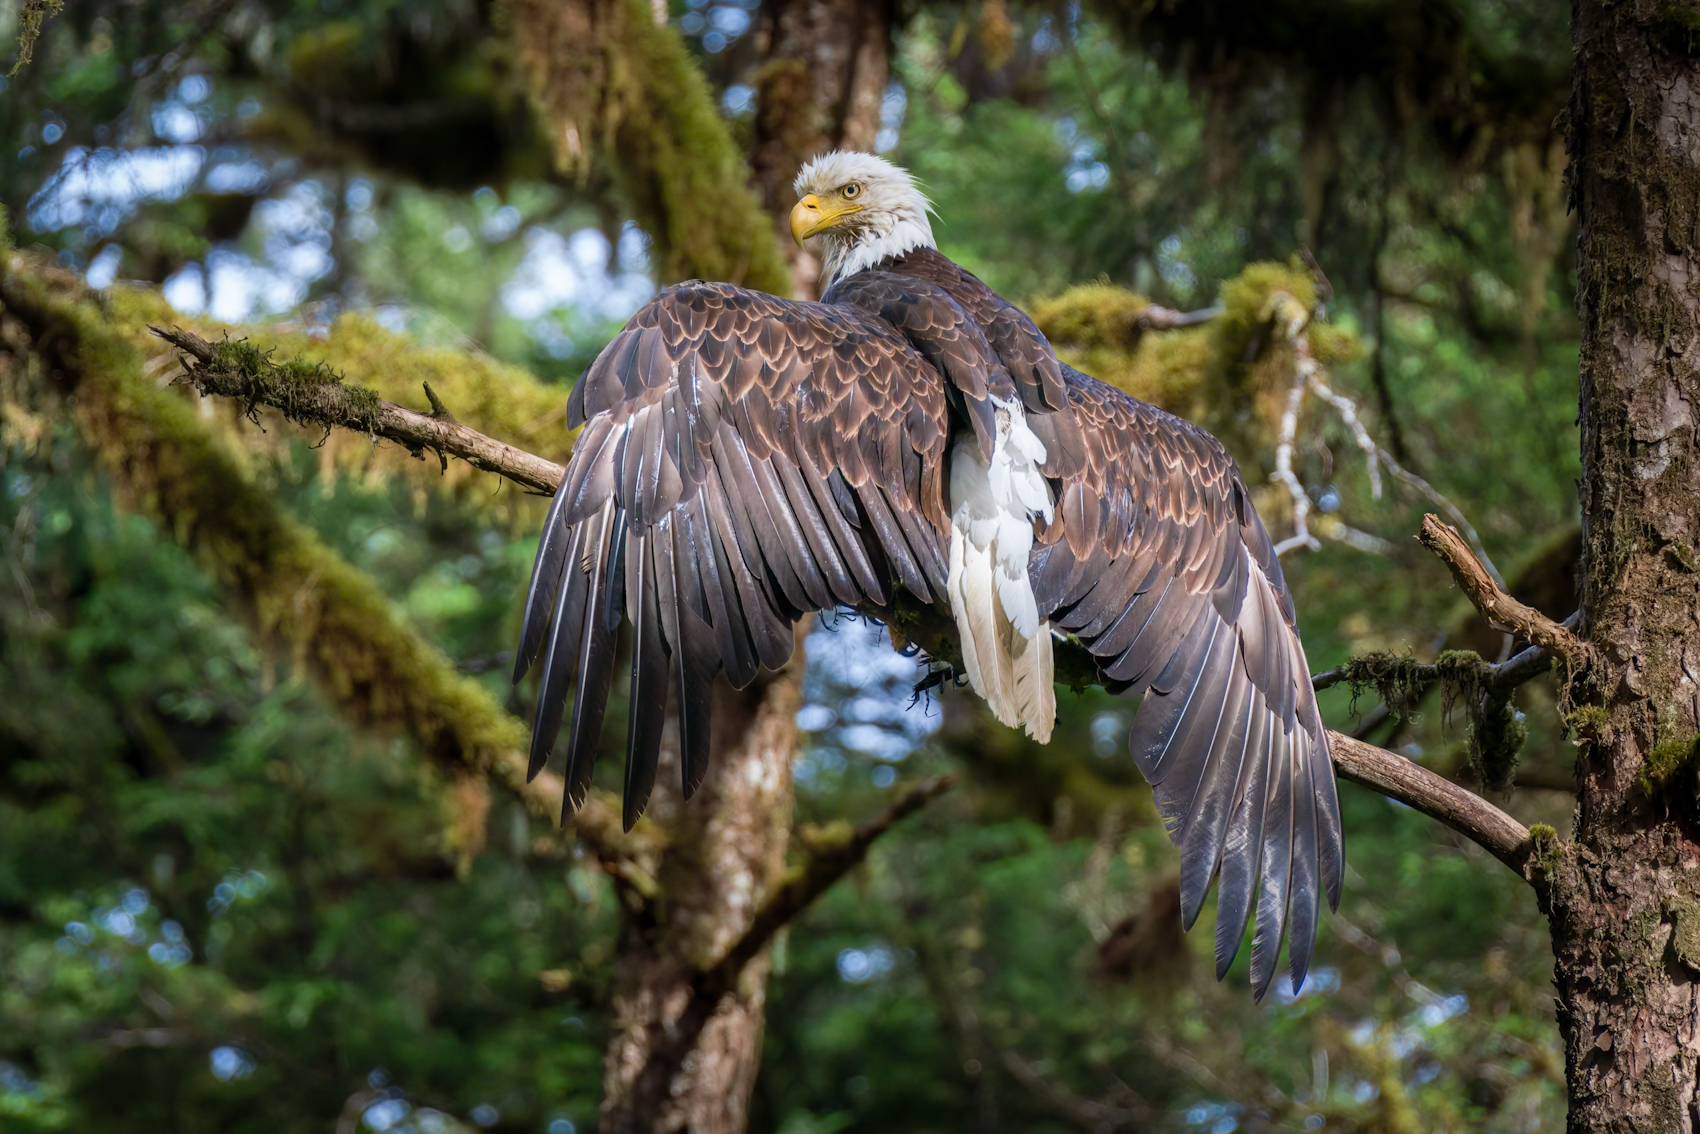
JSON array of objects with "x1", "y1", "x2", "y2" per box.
[{"x1": 515, "y1": 168, "x2": 1341, "y2": 999}]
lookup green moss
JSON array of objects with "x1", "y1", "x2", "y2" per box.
[
  {"x1": 1668, "y1": 540, "x2": 1698, "y2": 572},
  {"x1": 108, "y1": 288, "x2": 576, "y2": 508},
  {"x1": 1337, "y1": 648, "x2": 1526, "y2": 789},
  {"x1": 1566, "y1": 704, "x2": 1613, "y2": 739},
  {"x1": 1639, "y1": 730, "x2": 1700, "y2": 796},
  {"x1": 515, "y1": 0, "x2": 790, "y2": 295},
  {"x1": 1431, "y1": 649, "x2": 1525, "y2": 791},
  {"x1": 1341, "y1": 651, "x2": 1432, "y2": 722},
  {"x1": 1668, "y1": 895, "x2": 1700, "y2": 973},
  {"x1": 205, "y1": 336, "x2": 384, "y2": 433},
  {"x1": 1029, "y1": 260, "x2": 1363, "y2": 460},
  {"x1": 1527, "y1": 823, "x2": 1564, "y2": 877}
]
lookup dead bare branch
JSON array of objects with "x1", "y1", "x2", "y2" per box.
[
  {"x1": 1327, "y1": 730, "x2": 1533, "y2": 876},
  {"x1": 1417, "y1": 514, "x2": 1590, "y2": 670},
  {"x1": 1265, "y1": 294, "x2": 1504, "y2": 584}
]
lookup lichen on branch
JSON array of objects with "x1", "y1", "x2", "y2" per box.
[{"x1": 8, "y1": 0, "x2": 63, "y2": 77}]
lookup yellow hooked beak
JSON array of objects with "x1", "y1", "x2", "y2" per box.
[{"x1": 790, "y1": 193, "x2": 862, "y2": 244}]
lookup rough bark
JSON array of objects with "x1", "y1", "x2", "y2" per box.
[
  {"x1": 746, "y1": 0, "x2": 892, "y2": 297},
  {"x1": 1557, "y1": 2, "x2": 1700, "y2": 1129},
  {"x1": 599, "y1": 652, "x2": 803, "y2": 1134}
]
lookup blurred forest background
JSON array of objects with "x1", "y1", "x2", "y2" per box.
[{"x1": 0, "y1": 0, "x2": 1583, "y2": 1130}]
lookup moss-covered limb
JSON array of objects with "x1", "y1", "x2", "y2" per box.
[
  {"x1": 152, "y1": 325, "x2": 567, "y2": 495},
  {"x1": 0, "y1": 257, "x2": 608, "y2": 864},
  {"x1": 94, "y1": 287, "x2": 578, "y2": 504},
  {"x1": 1313, "y1": 640, "x2": 1556, "y2": 701},
  {"x1": 695, "y1": 774, "x2": 956, "y2": 998},
  {"x1": 7, "y1": 0, "x2": 62, "y2": 77},
  {"x1": 1417, "y1": 514, "x2": 1591, "y2": 670},
  {"x1": 1030, "y1": 262, "x2": 1360, "y2": 460},
  {"x1": 506, "y1": 0, "x2": 791, "y2": 296},
  {"x1": 1315, "y1": 644, "x2": 1552, "y2": 791}
]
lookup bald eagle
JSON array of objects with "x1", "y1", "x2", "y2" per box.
[{"x1": 513, "y1": 152, "x2": 1341, "y2": 997}]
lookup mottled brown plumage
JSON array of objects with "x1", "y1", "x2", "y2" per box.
[{"x1": 515, "y1": 158, "x2": 1341, "y2": 999}]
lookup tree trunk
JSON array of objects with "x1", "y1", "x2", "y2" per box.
[
  {"x1": 1557, "y1": 1, "x2": 1700, "y2": 1129},
  {"x1": 747, "y1": 0, "x2": 891, "y2": 298},
  {"x1": 598, "y1": 648, "x2": 804, "y2": 1133},
  {"x1": 506, "y1": 0, "x2": 893, "y2": 1122}
]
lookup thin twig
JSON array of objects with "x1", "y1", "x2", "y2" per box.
[
  {"x1": 1128, "y1": 303, "x2": 1222, "y2": 332},
  {"x1": 1266, "y1": 294, "x2": 1502, "y2": 582},
  {"x1": 1271, "y1": 304, "x2": 1319, "y2": 555},
  {"x1": 1417, "y1": 514, "x2": 1590, "y2": 670}
]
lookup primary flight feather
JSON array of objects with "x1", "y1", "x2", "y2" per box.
[{"x1": 513, "y1": 151, "x2": 1343, "y2": 999}]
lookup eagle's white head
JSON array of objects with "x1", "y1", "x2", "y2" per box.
[{"x1": 791, "y1": 151, "x2": 936, "y2": 287}]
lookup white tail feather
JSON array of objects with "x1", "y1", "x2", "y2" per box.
[{"x1": 947, "y1": 400, "x2": 1056, "y2": 742}]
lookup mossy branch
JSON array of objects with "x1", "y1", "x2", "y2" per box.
[
  {"x1": 506, "y1": 0, "x2": 791, "y2": 296},
  {"x1": 0, "y1": 259, "x2": 655, "y2": 871},
  {"x1": 142, "y1": 325, "x2": 1541, "y2": 885},
  {"x1": 151, "y1": 325, "x2": 567, "y2": 495},
  {"x1": 1312, "y1": 641, "x2": 1560, "y2": 791}
]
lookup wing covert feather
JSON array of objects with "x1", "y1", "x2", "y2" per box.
[{"x1": 519, "y1": 281, "x2": 957, "y2": 827}]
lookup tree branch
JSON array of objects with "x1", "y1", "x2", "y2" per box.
[
  {"x1": 153, "y1": 326, "x2": 566, "y2": 495},
  {"x1": 1327, "y1": 730, "x2": 1532, "y2": 877},
  {"x1": 152, "y1": 332, "x2": 1541, "y2": 885},
  {"x1": 1311, "y1": 639, "x2": 1557, "y2": 697},
  {"x1": 1417, "y1": 514, "x2": 1591, "y2": 670},
  {"x1": 696, "y1": 774, "x2": 956, "y2": 997}
]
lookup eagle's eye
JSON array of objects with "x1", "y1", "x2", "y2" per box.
[{"x1": 841, "y1": 183, "x2": 862, "y2": 199}]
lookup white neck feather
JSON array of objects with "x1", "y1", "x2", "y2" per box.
[{"x1": 821, "y1": 216, "x2": 936, "y2": 287}]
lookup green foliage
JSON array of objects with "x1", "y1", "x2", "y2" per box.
[{"x1": 0, "y1": 448, "x2": 610, "y2": 1132}]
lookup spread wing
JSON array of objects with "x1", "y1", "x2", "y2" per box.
[
  {"x1": 513, "y1": 279, "x2": 1007, "y2": 829},
  {"x1": 1033, "y1": 366, "x2": 1344, "y2": 1000}
]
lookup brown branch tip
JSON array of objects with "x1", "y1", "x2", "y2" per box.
[{"x1": 1417, "y1": 514, "x2": 1590, "y2": 670}]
